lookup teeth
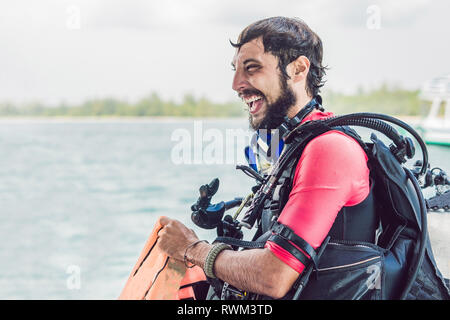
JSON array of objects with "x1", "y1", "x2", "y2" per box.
[{"x1": 243, "y1": 96, "x2": 262, "y2": 104}]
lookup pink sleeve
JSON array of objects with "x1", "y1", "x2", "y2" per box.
[{"x1": 265, "y1": 130, "x2": 370, "y2": 274}]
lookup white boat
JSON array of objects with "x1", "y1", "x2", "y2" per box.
[{"x1": 418, "y1": 74, "x2": 450, "y2": 146}]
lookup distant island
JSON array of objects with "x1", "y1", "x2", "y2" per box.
[{"x1": 0, "y1": 84, "x2": 428, "y2": 118}]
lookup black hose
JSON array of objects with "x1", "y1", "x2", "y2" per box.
[
  {"x1": 236, "y1": 165, "x2": 265, "y2": 183},
  {"x1": 328, "y1": 117, "x2": 404, "y2": 146},
  {"x1": 323, "y1": 113, "x2": 429, "y2": 177},
  {"x1": 399, "y1": 169, "x2": 428, "y2": 299}
]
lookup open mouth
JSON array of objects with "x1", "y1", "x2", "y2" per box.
[{"x1": 242, "y1": 94, "x2": 264, "y2": 115}]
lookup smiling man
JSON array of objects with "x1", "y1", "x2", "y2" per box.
[
  {"x1": 156, "y1": 16, "x2": 380, "y2": 299},
  {"x1": 155, "y1": 17, "x2": 450, "y2": 301}
]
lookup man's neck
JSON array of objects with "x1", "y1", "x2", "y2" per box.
[{"x1": 287, "y1": 94, "x2": 314, "y2": 119}]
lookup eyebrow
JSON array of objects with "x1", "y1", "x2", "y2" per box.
[
  {"x1": 231, "y1": 58, "x2": 261, "y2": 69},
  {"x1": 243, "y1": 58, "x2": 261, "y2": 65}
]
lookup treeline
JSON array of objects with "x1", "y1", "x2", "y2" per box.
[
  {"x1": 0, "y1": 85, "x2": 428, "y2": 117},
  {"x1": 0, "y1": 93, "x2": 246, "y2": 118},
  {"x1": 323, "y1": 84, "x2": 425, "y2": 116}
]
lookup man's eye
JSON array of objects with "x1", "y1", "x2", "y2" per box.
[{"x1": 246, "y1": 65, "x2": 259, "y2": 71}]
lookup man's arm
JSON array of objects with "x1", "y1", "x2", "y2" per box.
[
  {"x1": 265, "y1": 130, "x2": 370, "y2": 273},
  {"x1": 157, "y1": 217, "x2": 299, "y2": 299}
]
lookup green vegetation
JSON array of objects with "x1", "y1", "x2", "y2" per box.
[
  {"x1": 323, "y1": 84, "x2": 426, "y2": 116},
  {"x1": 0, "y1": 85, "x2": 429, "y2": 118},
  {"x1": 0, "y1": 93, "x2": 246, "y2": 118}
]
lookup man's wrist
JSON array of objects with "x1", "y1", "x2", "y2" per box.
[
  {"x1": 184, "y1": 241, "x2": 212, "y2": 269},
  {"x1": 184, "y1": 239, "x2": 209, "y2": 268}
]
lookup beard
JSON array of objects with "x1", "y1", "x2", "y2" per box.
[{"x1": 249, "y1": 75, "x2": 297, "y2": 130}]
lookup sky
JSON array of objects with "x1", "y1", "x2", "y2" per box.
[{"x1": 0, "y1": 0, "x2": 449, "y2": 105}]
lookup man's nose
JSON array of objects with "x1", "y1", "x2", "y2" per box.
[{"x1": 232, "y1": 69, "x2": 248, "y2": 93}]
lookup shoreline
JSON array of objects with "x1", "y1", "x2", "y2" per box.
[
  {"x1": 0, "y1": 115, "x2": 421, "y2": 124},
  {"x1": 0, "y1": 116, "x2": 248, "y2": 123}
]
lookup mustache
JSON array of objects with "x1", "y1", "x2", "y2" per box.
[{"x1": 239, "y1": 89, "x2": 265, "y2": 99}]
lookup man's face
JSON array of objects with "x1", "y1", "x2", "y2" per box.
[{"x1": 231, "y1": 37, "x2": 297, "y2": 130}]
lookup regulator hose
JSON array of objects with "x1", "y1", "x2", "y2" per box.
[
  {"x1": 328, "y1": 117, "x2": 404, "y2": 147},
  {"x1": 322, "y1": 113, "x2": 429, "y2": 177},
  {"x1": 399, "y1": 169, "x2": 428, "y2": 299}
]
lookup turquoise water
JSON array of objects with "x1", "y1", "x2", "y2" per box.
[{"x1": 0, "y1": 118, "x2": 449, "y2": 299}]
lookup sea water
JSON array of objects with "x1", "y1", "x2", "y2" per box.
[{"x1": 0, "y1": 118, "x2": 448, "y2": 299}]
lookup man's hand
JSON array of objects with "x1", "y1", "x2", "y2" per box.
[
  {"x1": 156, "y1": 216, "x2": 299, "y2": 298},
  {"x1": 157, "y1": 216, "x2": 199, "y2": 261}
]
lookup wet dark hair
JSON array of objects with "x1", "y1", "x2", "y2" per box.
[{"x1": 231, "y1": 17, "x2": 327, "y2": 97}]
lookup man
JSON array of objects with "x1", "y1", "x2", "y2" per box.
[{"x1": 157, "y1": 17, "x2": 377, "y2": 299}]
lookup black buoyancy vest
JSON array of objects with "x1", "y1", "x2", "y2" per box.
[
  {"x1": 213, "y1": 121, "x2": 450, "y2": 300},
  {"x1": 253, "y1": 124, "x2": 450, "y2": 300}
]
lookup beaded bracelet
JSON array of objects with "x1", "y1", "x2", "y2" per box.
[
  {"x1": 203, "y1": 243, "x2": 232, "y2": 278},
  {"x1": 183, "y1": 239, "x2": 209, "y2": 268}
]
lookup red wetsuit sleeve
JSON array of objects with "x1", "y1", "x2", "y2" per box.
[{"x1": 265, "y1": 130, "x2": 370, "y2": 274}]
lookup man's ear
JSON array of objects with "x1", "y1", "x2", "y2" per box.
[{"x1": 288, "y1": 56, "x2": 310, "y2": 83}]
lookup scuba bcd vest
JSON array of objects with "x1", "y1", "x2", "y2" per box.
[{"x1": 205, "y1": 96, "x2": 450, "y2": 300}]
